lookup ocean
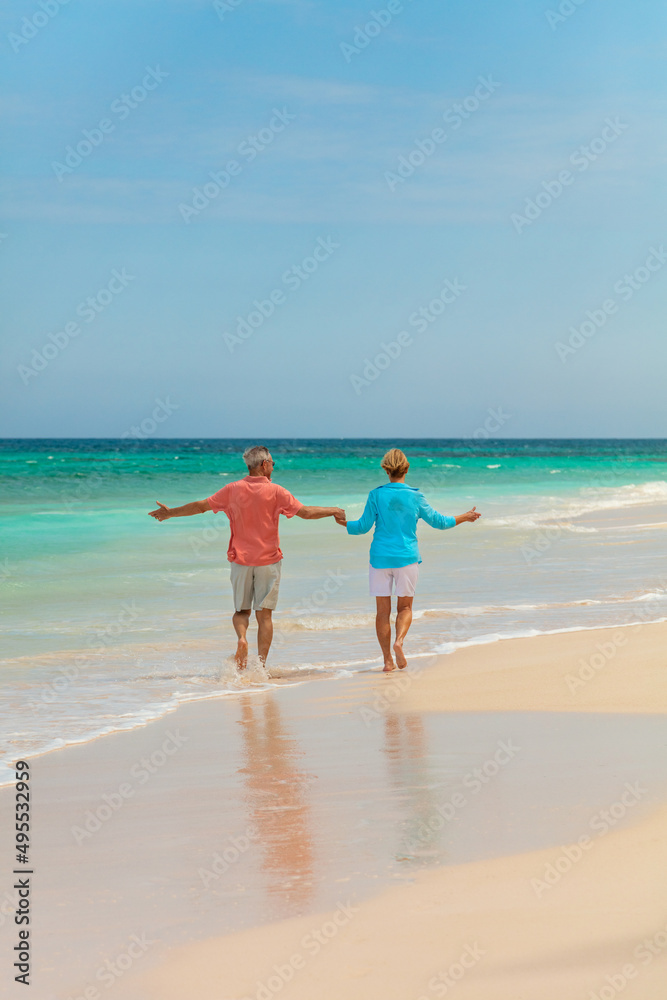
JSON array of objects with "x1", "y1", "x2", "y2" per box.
[{"x1": 3, "y1": 438, "x2": 667, "y2": 784}]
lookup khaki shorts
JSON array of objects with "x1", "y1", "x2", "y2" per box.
[{"x1": 230, "y1": 560, "x2": 282, "y2": 611}]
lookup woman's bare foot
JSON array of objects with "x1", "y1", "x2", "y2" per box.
[
  {"x1": 382, "y1": 657, "x2": 396, "y2": 672},
  {"x1": 393, "y1": 640, "x2": 407, "y2": 669},
  {"x1": 235, "y1": 637, "x2": 248, "y2": 670}
]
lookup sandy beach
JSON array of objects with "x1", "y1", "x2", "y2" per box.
[
  {"x1": 3, "y1": 619, "x2": 667, "y2": 999},
  {"x1": 4, "y1": 0, "x2": 666, "y2": 987},
  {"x1": 131, "y1": 802, "x2": 667, "y2": 1000}
]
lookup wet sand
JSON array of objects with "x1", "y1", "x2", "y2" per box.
[
  {"x1": 124, "y1": 798, "x2": 667, "y2": 1000},
  {"x1": 2, "y1": 621, "x2": 667, "y2": 998}
]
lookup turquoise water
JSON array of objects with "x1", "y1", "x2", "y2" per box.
[{"x1": 3, "y1": 439, "x2": 667, "y2": 781}]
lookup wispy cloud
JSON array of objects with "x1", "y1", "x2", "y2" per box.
[
  {"x1": 237, "y1": 72, "x2": 380, "y2": 105},
  {"x1": 2, "y1": 62, "x2": 665, "y2": 227}
]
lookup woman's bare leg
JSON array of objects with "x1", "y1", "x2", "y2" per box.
[
  {"x1": 393, "y1": 596, "x2": 413, "y2": 668},
  {"x1": 375, "y1": 597, "x2": 395, "y2": 671}
]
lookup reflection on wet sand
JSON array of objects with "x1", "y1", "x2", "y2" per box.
[
  {"x1": 382, "y1": 711, "x2": 442, "y2": 863},
  {"x1": 237, "y1": 693, "x2": 316, "y2": 915}
]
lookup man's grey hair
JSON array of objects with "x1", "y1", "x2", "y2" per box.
[{"x1": 243, "y1": 445, "x2": 272, "y2": 470}]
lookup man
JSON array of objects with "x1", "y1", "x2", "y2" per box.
[{"x1": 148, "y1": 445, "x2": 344, "y2": 669}]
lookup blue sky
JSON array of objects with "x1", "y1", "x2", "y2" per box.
[{"x1": 1, "y1": 0, "x2": 666, "y2": 438}]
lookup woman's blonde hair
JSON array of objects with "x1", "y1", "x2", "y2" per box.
[{"x1": 381, "y1": 448, "x2": 410, "y2": 479}]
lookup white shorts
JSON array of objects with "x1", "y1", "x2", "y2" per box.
[
  {"x1": 369, "y1": 563, "x2": 419, "y2": 598},
  {"x1": 230, "y1": 560, "x2": 282, "y2": 611}
]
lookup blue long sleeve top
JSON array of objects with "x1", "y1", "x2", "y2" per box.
[{"x1": 346, "y1": 482, "x2": 456, "y2": 568}]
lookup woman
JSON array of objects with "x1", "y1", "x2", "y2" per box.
[{"x1": 340, "y1": 448, "x2": 480, "y2": 672}]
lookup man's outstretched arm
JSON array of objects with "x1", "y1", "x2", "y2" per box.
[
  {"x1": 148, "y1": 499, "x2": 212, "y2": 522},
  {"x1": 295, "y1": 505, "x2": 346, "y2": 521}
]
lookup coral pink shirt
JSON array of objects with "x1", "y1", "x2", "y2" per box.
[{"x1": 207, "y1": 475, "x2": 303, "y2": 566}]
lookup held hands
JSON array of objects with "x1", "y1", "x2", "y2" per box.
[
  {"x1": 333, "y1": 508, "x2": 347, "y2": 526},
  {"x1": 148, "y1": 501, "x2": 172, "y2": 522}
]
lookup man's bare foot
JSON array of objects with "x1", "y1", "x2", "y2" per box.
[
  {"x1": 393, "y1": 640, "x2": 407, "y2": 669},
  {"x1": 234, "y1": 637, "x2": 248, "y2": 670},
  {"x1": 383, "y1": 658, "x2": 396, "y2": 672}
]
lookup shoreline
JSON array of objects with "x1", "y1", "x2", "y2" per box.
[
  {"x1": 397, "y1": 616, "x2": 667, "y2": 715},
  {"x1": 6, "y1": 613, "x2": 667, "y2": 785},
  {"x1": 3, "y1": 617, "x2": 667, "y2": 997}
]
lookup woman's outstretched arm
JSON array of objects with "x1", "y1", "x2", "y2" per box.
[{"x1": 418, "y1": 496, "x2": 481, "y2": 529}]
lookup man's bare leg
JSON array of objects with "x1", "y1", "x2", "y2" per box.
[
  {"x1": 394, "y1": 596, "x2": 413, "y2": 669},
  {"x1": 232, "y1": 609, "x2": 251, "y2": 669},
  {"x1": 256, "y1": 608, "x2": 273, "y2": 666},
  {"x1": 375, "y1": 597, "x2": 395, "y2": 671}
]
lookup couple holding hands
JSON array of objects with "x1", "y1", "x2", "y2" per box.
[{"x1": 149, "y1": 445, "x2": 480, "y2": 672}]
